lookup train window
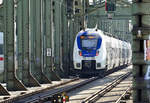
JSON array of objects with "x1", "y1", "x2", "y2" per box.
[
  {"x1": 79, "y1": 35, "x2": 101, "y2": 50},
  {"x1": 82, "y1": 39, "x2": 97, "y2": 49},
  {"x1": 0, "y1": 32, "x2": 3, "y2": 55},
  {"x1": 0, "y1": 44, "x2": 3, "y2": 54}
]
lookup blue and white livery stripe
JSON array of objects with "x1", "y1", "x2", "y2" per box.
[{"x1": 77, "y1": 31, "x2": 102, "y2": 57}]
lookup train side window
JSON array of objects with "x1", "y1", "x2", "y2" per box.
[{"x1": 0, "y1": 44, "x2": 3, "y2": 54}]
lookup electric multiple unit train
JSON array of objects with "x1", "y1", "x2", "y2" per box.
[{"x1": 73, "y1": 28, "x2": 132, "y2": 75}]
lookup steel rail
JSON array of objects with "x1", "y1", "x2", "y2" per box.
[
  {"x1": 15, "y1": 64, "x2": 124, "y2": 103},
  {"x1": 115, "y1": 86, "x2": 132, "y2": 103},
  {"x1": 23, "y1": 66, "x2": 128, "y2": 103},
  {"x1": 0, "y1": 65, "x2": 130, "y2": 103},
  {"x1": 0, "y1": 78, "x2": 79, "y2": 103},
  {"x1": 13, "y1": 77, "x2": 100, "y2": 103},
  {"x1": 82, "y1": 71, "x2": 132, "y2": 103}
]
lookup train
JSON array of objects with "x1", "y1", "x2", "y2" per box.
[{"x1": 73, "y1": 28, "x2": 132, "y2": 76}]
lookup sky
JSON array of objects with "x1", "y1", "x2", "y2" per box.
[{"x1": 0, "y1": 0, "x2": 2, "y2": 4}]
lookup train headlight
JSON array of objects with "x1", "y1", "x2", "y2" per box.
[
  {"x1": 76, "y1": 63, "x2": 80, "y2": 67},
  {"x1": 97, "y1": 63, "x2": 101, "y2": 67},
  {"x1": 96, "y1": 51, "x2": 99, "y2": 56},
  {"x1": 79, "y1": 51, "x2": 82, "y2": 56}
]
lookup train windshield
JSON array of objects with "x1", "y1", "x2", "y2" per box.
[{"x1": 81, "y1": 39, "x2": 98, "y2": 50}]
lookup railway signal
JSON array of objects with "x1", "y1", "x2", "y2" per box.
[
  {"x1": 105, "y1": 0, "x2": 116, "y2": 12},
  {"x1": 67, "y1": 0, "x2": 73, "y2": 19},
  {"x1": 73, "y1": 0, "x2": 83, "y2": 16},
  {"x1": 105, "y1": 0, "x2": 116, "y2": 19}
]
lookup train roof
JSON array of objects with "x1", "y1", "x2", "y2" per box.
[
  {"x1": 78, "y1": 28, "x2": 131, "y2": 44},
  {"x1": 77, "y1": 28, "x2": 103, "y2": 36}
]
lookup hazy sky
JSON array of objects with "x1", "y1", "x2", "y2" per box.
[{"x1": 0, "y1": 0, "x2": 2, "y2": 4}]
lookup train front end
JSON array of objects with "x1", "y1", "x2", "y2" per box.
[{"x1": 73, "y1": 29, "x2": 107, "y2": 75}]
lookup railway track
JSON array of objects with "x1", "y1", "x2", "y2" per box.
[
  {"x1": 0, "y1": 65, "x2": 131, "y2": 103},
  {"x1": 68, "y1": 66, "x2": 132, "y2": 103},
  {"x1": 82, "y1": 72, "x2": 132, "y2": 103},
  {"x1": 0, "y1": 78, "x2": 95, "y2": 103},
  {"x1": 115, "y1": 86, "x2": 132, "y2": 103}
]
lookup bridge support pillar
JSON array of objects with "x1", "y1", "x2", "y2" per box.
[
  {"x1": 4, "y1": 0, "x2": 27, "y2": 91},
  {"x1": 132, "y1": 0, "x2": 150, "y2": 102},
  {"x1": 30, "y1": 0, "x2": 51, "y2": 84},
  {"x1": 16, "y1": 0, "x2": 40, "y2": 87},
  {"x1": 43, "y1": 0, "x2": 60, "y2": 81},
  {"x1": 53, "y1": 0, "x2": 65, "y2": 77},
  {"x1": 0, "y1": 84, "x2": 9, "y2": 95},
  {"x1": 62, "y1": 0, "x2": 70, "y2": 77}
]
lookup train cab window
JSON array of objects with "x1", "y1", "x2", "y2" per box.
[
  {"x1": 82, "y1": 39, "x2": 97, "y2": 50},
  {"x1": 78, "y1": 35, "x2": 102, "y2": 51}
]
